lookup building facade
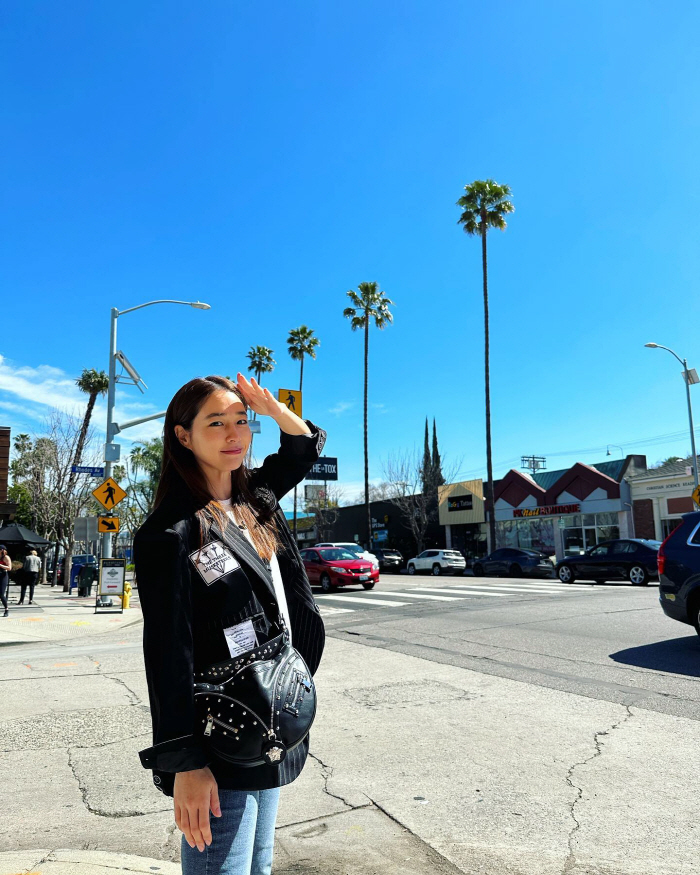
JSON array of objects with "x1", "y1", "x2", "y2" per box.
[
  {"x1": 491, "y1": 456, "x2": 647, "y2": 559},
  {"x1": 627, "y1": 457, "x2": 699, "y2": 540},
  {"x1": 438, "y1": 479, "x2": 487, "y2": 557}
]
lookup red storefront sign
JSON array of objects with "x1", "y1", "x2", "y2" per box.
[{"x1": 513, "y1": 503, "x2": 580, "y2": 518}]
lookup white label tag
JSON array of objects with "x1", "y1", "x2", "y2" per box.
[
  {"x1": 223, "y1": 619, "x2": 258, "y2": 657},
  {"x1": 189, "y1": 541, "x2": 240, "y2": 586}
]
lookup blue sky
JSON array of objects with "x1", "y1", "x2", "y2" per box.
[{"x1": 2, "y1": 1, "x2": 700, "y2": 509}]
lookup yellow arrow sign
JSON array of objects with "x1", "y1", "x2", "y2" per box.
[
  {"x1": 278, "y1": 388, "x2": 302, "y2": 419},
  {"x1": 693, "y1": 484, "x2": 700, "y2": 507},
  {"x1": 98, "y1": 516, "x2": 120, "y2": 533},
  {"x1": 92, "y1": 477, "x2": 127, "y2": 511}
]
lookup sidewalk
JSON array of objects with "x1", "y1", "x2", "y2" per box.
[
  {"x1": 0, "y1": 580, "x2": 143, "y2": 645},
  {"x1": 0, "y1": 624, "x2": 696, "y2": 873}
]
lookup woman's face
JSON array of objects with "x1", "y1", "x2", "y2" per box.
[{"x1": 174, "y1": 389, "x2": 252, "y2": 477}]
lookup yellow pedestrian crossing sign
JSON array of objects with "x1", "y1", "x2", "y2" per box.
[
  {"x1": 278, "y1": 388, "x2": 302, "y2": 419},
  {"x1": 92, "y1": 477, "x2": 127, "y2": 511},
  {"x1": 98, "y1": 516, "x2": 120, "y2": 533},
  {"x1": 693, "y1": 484, "x2": 700, "y2": 508}
]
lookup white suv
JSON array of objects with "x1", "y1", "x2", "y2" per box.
[
  {"x1": 407, "y1": 549, "x2": 466, "y2": 576},
  {"x1": 314, "y1": 542, "x2": 379, "y2": 570}
]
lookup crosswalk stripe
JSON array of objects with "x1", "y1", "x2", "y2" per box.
[
  {"x1": 315, "y1": 595, "x2": 410, "y2": 607},
  {"x1": 416, "y1": 587, "x2": 508, "y2": 598},
  {"x1": 374, "y1": 591, "x2": 470, "y2": 601},
  {"x1": 456, "y1": 584, "x2": 599, "y2": 594},
  {"x1": 317, "y1": 606, "x2": 355, "y2": 614}
]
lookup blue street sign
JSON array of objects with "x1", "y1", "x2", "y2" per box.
[{"x1": 72, "y1": 465, "x2": 105, "y2": 477}]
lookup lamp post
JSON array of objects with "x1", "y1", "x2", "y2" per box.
[
  {"x1": 102, "y1": 300, "x2": 211, "y2": 559},
  {"x1": 644, "y1": 342, "x2": 699, "y2": 499}
]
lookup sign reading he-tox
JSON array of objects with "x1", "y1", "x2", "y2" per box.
[{"x1": 305, "y1": 457, "x2": 338, "y2": 481}]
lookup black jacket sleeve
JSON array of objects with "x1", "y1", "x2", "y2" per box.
[
  {"x1": 135, "y1": 527, "x2": 210, "y2": 773},
  {"x1": 251, "y1": 419, "x2": 327, "y2": 500}
]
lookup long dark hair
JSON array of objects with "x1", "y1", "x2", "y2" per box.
[{"x1": 154, "y1": 375, "x2": 282, "y2": 560}]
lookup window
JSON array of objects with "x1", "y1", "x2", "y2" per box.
[
  {"x1": 490, "y1": 549, "x2": 506, "y2": 559},
  {"x1": 612, "y1": 541, "x2": 635, "y2": 554},
  {"x1": 590, "y1": 544, "x2": 610, "y2": 556},
  {"x1": 689, "y1": 523, "x2": 700, "y2": 546}
]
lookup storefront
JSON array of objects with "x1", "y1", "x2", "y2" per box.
[
  {"x1": 438, "y1": 479, "x2": 487, "y2": 558},
  {"x1": 627, "y1": 457, "x2": 698, "y2": 540},
  {"x1": 492, "y1": 458, "x2": 644, "y2": 559}
]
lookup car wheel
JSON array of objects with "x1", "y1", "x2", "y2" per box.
[
  {"x1": 320, "y1": 573, "x2": 333, "y2": 593},
  {"x1": 628, "y1": 565, "x2": 649, "y2": 586},
  {"x1": 689, "y1": 593, "x2": 700, "y2": 636},
  {"x1": 558, "y1": 564, "x2": 575, "y2": 584},
  {"x1": 362, "y1": 582, "x2": 375, "y2": 590},
  {"x1": 432, "y1": 564, "x2": 441, "y2": 576},
  {"x1": 509, "y1": 564, "x2": 522, "y2": 578},
  {"x1": 408, "y1": 564, "x2": 416, "y2": 575},
  {"x1": 473, "y1": 564, "x2": 484, "y2": 577}
]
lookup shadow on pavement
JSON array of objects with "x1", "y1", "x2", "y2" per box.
[{"x1": 610, "y1": 635, "x2": 700, "y2": 677}]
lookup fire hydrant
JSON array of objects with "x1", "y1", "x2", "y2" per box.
[{"x1": 121, "y1": 580, "x2": 132, "y2": 609}]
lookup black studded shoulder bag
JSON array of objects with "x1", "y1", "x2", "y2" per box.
[{"x1": 193, "y1": 615, "x2": 317, "y2": 768}]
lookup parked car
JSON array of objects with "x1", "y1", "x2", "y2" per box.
[
  {"x1": 406, "y1": 549, "x2": 466, "y2": 576},
  {"x1": 314, "y1": 542, "x2": 379, "y2": 570},
  {"x1": 658, "y1": 511, "x2": 700, "y2": 634},
  {"x1": 372, "y1": 547, "x2": 404, "y2": 573},
  {"x1": 300, "y1": 547, "x2": 379, "y2": 592},
  {"x1": 555, "y1": 539, "x2": 661, "y2": 585},
  {"x1": 473, "y1": 548, "x2": 554, "y2": 578}
]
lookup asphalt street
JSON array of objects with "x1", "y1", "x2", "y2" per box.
[{"x1": 0, "y1": 574, "x2": 697, "y2": 874}]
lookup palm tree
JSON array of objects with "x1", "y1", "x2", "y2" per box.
[
  {"x1": 245, "y1": 346, "x2": 276, "y2": 464},
  {"x1": 343, "y1": 282, "x2": 395, "y2": 549},
  {"x1": 60, "y1": 368, "x2": 109, "y2": 590},
  {"x1": 457, "y1": 179, "x2": 514, "y2": 552},
  {"x1": 287, "y1": 326, "x2": 321, "y2": 540},
  {"x1": 73, "y1": 369, "x2": 110, "y2": 479}
]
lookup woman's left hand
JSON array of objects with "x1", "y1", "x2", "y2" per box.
[{"x1": 236, "y1": 373, "x2": 285, "y2": 418}]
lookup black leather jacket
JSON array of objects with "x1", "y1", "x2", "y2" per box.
[{"x1": 134, "y1": 420, "x2": 327, "y2": 797}]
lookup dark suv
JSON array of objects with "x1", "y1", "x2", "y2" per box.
[
  {"x1": 372, "y1": 548, "x2": 404, "y2": 573},
  {"x1": 658, "y1": 511, "x2": 700, "y2": 634},
  {"x1": 556, "y1": 539, "x2": 661, "y2": 585}
]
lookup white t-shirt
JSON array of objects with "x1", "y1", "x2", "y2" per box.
[{"x1": 218, "y1": 498, "x2": 292, "y2": 644}]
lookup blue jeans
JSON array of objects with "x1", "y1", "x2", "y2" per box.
[{"x1": 181, "y1": 787, "x2": 280, "y2": 875}]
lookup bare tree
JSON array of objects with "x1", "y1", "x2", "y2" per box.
[
  {"x1": 382, "y1": 448, "x2": 463, "y2": 554},
  {"x1": 10, "y1": 410, "x2": 102, "y2": 588}
]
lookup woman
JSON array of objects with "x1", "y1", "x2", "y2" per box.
[
  {"x1": 0, "y1": 544, "x2": 10, "y2": 617},
  {"x1": 134, "y1": 373, "x2": 326, "y2": 875}
]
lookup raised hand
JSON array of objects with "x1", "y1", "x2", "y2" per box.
[{"x1": 236, "y1": 373, "x2": 284, "y2": 419}]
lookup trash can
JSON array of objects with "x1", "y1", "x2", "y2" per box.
[{"x1": 70, "y1": 562, "x2": 84, "y2": 592}]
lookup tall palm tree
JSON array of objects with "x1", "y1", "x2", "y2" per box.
[
  {"x1": 73, "y1": 368, "x2": 110, "y2": 480},
  {"x1": 343, "y1": 282, "x2": 395, "y2": 549},
  {"x1": 287, "y1": 326, "x2": 321, "y2": 540},
  {"x1": 456, "y1": 179, "x2": 514, "y2": 552},
  {"x1": 61, "y1": 368, "x2": 109, "y2": 589},
  {"x1": 245, "y1": 346, "x2": 276, "y2": 463}
]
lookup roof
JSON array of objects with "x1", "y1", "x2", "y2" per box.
[
  {"x1": 531, "y1": 458, "x2": 628, "y2": 490},
  {"x1": 626, "y1": 455, "x2": 698, "y2": 482}
]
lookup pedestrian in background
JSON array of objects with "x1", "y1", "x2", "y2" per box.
[
  {"x1": 19, "y1": 549, "x2": 41, "y2": 605},
  {"x1": 0, "y1": 545, "x2": 11, "y2": 617},
  {"x1": 135, "y1": 373, "x2": 327, "y2": 875}
]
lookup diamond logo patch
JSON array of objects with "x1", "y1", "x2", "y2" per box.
[{"x1": 189, "y1": 540, "x2": 241, "y2": 585}]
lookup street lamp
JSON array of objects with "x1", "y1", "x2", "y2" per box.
[
  {"x1": 606, "y1": 445, "x2": 624, "y2": 457},
  {"x1": 644, "y1": 342, "x2": 700, "y2": 499},
  {"x1": 102, "y1": 299, "x2": 211, "y2": 559}
]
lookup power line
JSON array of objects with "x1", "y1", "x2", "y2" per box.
[{"x1": 453, "y1": 426, "x2": 700, "y2": 480}]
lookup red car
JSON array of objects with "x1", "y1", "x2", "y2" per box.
[{"x1": 300, "y1": 547, "x2": 379, "y2": 592}]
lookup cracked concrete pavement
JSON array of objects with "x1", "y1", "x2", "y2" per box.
[{"x1": 0, "y1": 604, "x2": 697, "y2": 873}]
